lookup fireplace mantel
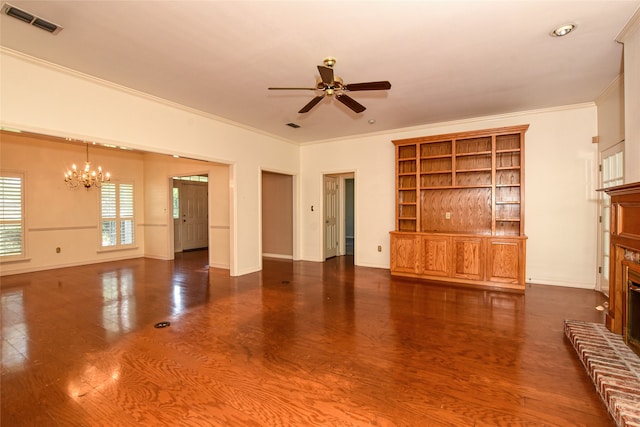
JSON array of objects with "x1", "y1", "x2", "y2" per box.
[{"x1": 603, "y1": 182, "x2": 640, "y2": 335}]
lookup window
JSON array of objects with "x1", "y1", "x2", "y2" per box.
[
  {"x1": 173, "y1": 187, "x2": 180, "y2": 219},
  {"x1": 0, "y1": 173, "x2": 24, "y2": 258},
  {"x1": 101, "y1": 182, "x2": 134, "y2": 248},
  {"x1": 173, "y1": 175, "x2": 208, "y2": 183}
]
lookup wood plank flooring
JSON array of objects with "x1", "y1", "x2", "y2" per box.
[{"x1": 1, "y1": 252, "x2": 614, "y2": 426}]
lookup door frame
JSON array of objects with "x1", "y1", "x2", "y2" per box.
[
  {"x1": 173, "y1": 178, "x2": 209, "y2": 252},
  {"x1": 322, "y1": 171, "x2": 356, "y2": 262},
  {"x1": 597, "y1": 142, "x2": 625, "y2": 294},
  {"x1": 258, "y1": 168, "x2": 299, "y2": 269},
  {"x1": 169, "y1": 173, "x2": 210, "y2": 256}
]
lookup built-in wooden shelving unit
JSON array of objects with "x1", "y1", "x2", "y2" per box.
[{"x1": 390, "y1": 125, "x2": 528, "y2": 291}]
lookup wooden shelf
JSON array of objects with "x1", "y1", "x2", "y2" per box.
[
  {"x1": 421, "y1": 170, "x2": 453, "y2": 175},
  {"x1": 456, "y1": 168, "x2": 492, "y2": 173},
  {"x1": 456, "y1": 151, "x2": 492, "y2": 157},
  {"x1": 421, "y1": 154, "x2": 452, "y2": 160},
  {"x1": 391, "y1": 124, "x2": 529, "y2": 291},
  {"x1": 421, "y1": 185, "x2": 494, "y2": 190}
]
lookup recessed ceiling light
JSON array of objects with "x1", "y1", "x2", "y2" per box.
[
  {"x1": 551, "y1": 23, "x2": 576, "y2": 37},
  {"x1": 368, "y1": 119, "x2": 376, "y2": 125}
]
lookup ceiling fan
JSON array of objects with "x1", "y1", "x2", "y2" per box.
[{"x1": 268, "y1": 57, "x2": 391, "y2": 114}]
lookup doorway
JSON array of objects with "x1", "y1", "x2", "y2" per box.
[
  {"x1": 173, "y1": 176, "x2": 209, "y2": 253},
  {"x1": 345, "y1": 178, "x2": 354, "y2": 256},
  {"x1": 261, "y1": 171, "x2": 294, "y2": 259},
  {"x1": 323, "y1": 173, "x2": 355, "y2": 260},
  {"x1": 597, "y1": 143, "x2": 624, "y2": 294}
]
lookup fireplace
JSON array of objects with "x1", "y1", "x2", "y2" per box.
[
  {"x1": 625, "y1": 263, "x2": 640, "y2": 356},
  {"x1": 602, "y1": 182, "x2": 640, "y2": 346}
]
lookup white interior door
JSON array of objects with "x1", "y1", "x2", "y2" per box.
[
  {"x1": 324, "y1": 175, "x2": 339, "y2": 259},
  {"x1": 180, "y1": 181, "x2": 209, "y2": 250},
  {"x1": 598, "y1": 145, "x2": 624, "y2": 294}
]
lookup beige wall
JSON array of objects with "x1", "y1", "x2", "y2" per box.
[
  {"x1": 0, "y1": 131, "x2": 146, "y2": 274},
  {"x1": 618, "y1": 10, "x2": 640, "y2": 183},
  {"x1": 3, "y1": 27, "x2": 640, "y2": 288},
  {"x1": 300, "y1": 105, "x2": 600, "y2": 288},
  {"x1": 596, "y1": 75, "x2": 625, "y2": 151},
  {"x1": 0, "y1": 132, "x2": 231, "y2": 275},
  {"x1": 142, "y1": 153, "x2": 230, "y2": 268},
  {"x1": 0, "y1": 49, "x2": 300, "y2": 276},
  {"x1": 261, "y1": 171, "x2": 293, "y2": 258}
]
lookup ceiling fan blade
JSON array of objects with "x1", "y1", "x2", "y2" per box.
[
  {"x1": 318, "y1": 65, "x2": 334, "y2": 85},
  {"x1": 268, "y1": 87, "x2": 317, "y2": 90},
  {"x1": 343, "y1": 81, "x2": 392, "y2": 91},
  {"x1": 336, "y1": 93, "x2": 366, "y2": 113},
  {"x1": 298, "y1": 95, "x2": 325, "y2": 113}
]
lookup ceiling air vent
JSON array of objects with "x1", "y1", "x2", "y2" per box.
[
  {"x1": 1, "y1": 3, "x2": 63, "y2": 34},
  {"x1": 286, "y1": 123, "x2": 301, "y2": 129}
]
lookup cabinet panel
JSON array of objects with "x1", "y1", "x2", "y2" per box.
[
  {"x1": 390, "y1": 234, "x2": 419, "y2": 273},
  {"x1": 420, "y1": 188, "x2": 491, "y2": 234},
  {"x1": 486, "y1": 239, "x2": 522, "y2": 284},
  {"x1": 453, "y1": 237, "x2": 484, "y2": 280},
  {"x1": 619, "y1": 203, "x2": 640, "y2": 238},
  {"x1": 419, "y1": 235, "x2": 450, "y2": 276}
]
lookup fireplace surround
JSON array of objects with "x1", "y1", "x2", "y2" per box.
[{"x1": 603, "y1": 182, "x2": 640, "y2": 352}]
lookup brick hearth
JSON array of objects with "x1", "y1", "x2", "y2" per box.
[{"x1": 564, "y1": 320, "x2": 640, "y2": 427}]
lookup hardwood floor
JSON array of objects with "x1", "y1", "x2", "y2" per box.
[{"x1": 1, "y1": 252, "x2": 613, "y2": 426}]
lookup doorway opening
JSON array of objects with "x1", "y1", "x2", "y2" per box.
[
  {"x1": 323, "y1": 173, "x2": 355, "y2": 261},
  {"x1": 261, "y1": 171, "x2": 294, "y2": 260},
  {"x1": 172, "y1": 175, "x2": 209, "y2": 253}
]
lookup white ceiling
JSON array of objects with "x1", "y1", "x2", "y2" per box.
[{"x1": 1, "y1": 1, "x2": 639, "y2": 144}]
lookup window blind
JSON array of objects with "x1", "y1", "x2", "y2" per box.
[{"x1": 0, "y1": 175, "x2": 24, "y2": 257}]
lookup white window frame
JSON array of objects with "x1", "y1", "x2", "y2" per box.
[
  {"x1": 0, "y1": 171, "x2": 26, "y2": 261},
  {"x1": 100, "y1": 181, "x2": 135, "y2": 250}
]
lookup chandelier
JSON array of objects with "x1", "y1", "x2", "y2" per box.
[{"x1": 64, "y1": 143, "x2": 111, "y2": 189}]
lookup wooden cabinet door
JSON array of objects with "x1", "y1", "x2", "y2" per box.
[
  {"x1": 452, "y1": 237, "x2": 483, "y2": 280},
  {"x1": 419, "y1": 235, "x2": 450, "y2": 277},
  {"x1": 486, "y1": 238, "x2": 523, "y2": 284},
  {"x1": 390, "y1": 233, "x2": 419, "y2": 274}
]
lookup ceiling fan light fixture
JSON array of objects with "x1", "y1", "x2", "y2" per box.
[
  {"x1": 269, "y1": 57, "x2": 391, "y2": 114},
  {"x1": 551, "y1": 23, "x2": 576, "y2": 37}
]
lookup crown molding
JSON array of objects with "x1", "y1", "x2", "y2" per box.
[
  {"x1": 0, "y1": 47, "x2": 297, "y2": 146},
  {"x1": 302, "y1": 102, "x2": 596, "y2": 146},
  {"x1": 616, "y1": 6, "x2": 640, "y2": 43}
]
